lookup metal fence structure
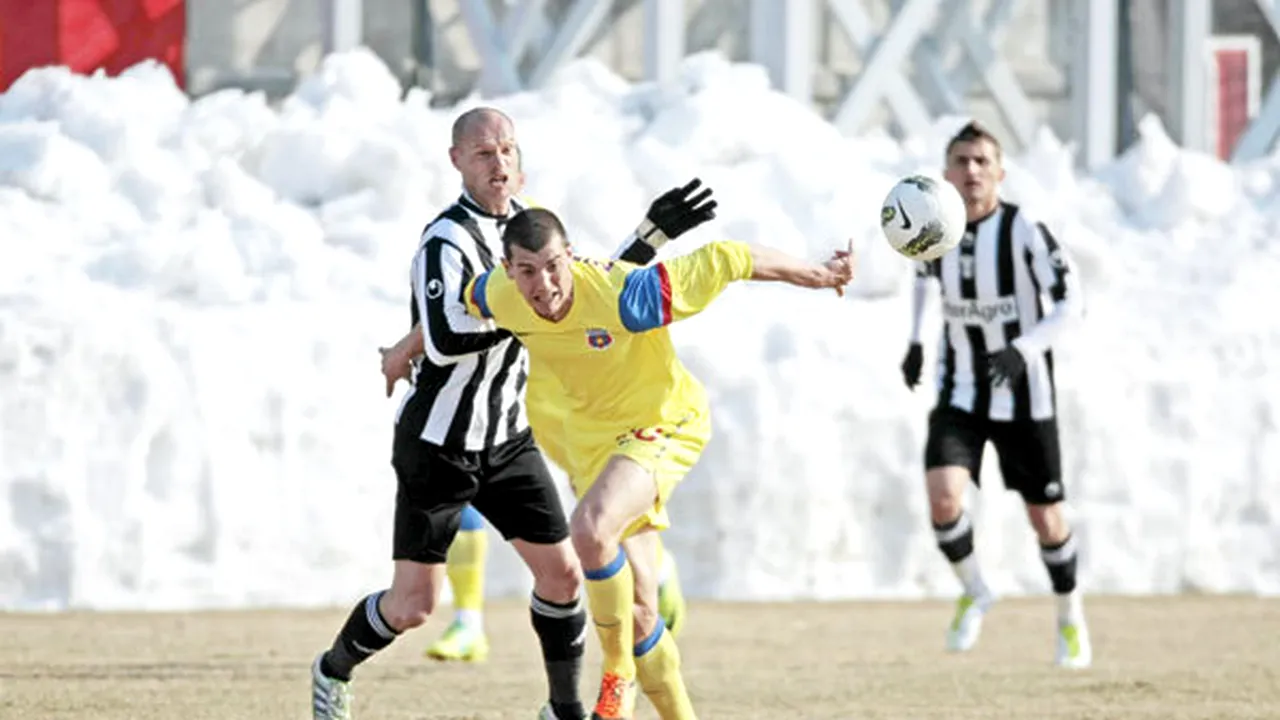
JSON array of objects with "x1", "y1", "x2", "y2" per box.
[{"x1": 179, "y1": 0, "x2": 1280, "y2": 167}]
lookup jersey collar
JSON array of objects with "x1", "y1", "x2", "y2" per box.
[{"x1": 458, "y1": 189, "x2": 525, "y2": 221}]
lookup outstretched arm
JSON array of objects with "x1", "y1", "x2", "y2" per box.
[
  {"x1": 746, "y1": 240, "x2": 856, "y2": 296},
  {"x1": 617, "y1": 239, "x2": 855, "y2": 333}
]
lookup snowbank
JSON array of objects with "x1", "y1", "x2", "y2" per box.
[{"x1": 1, "y1": 50, "x2": 1277, "y2": 610}]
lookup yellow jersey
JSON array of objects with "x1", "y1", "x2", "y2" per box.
[
  {"x1": 463, "y1": 240, "x2": 754, "y2": 466},
  {"x1": 525, "y1": 367, "x2": 573, "y2": 473}
]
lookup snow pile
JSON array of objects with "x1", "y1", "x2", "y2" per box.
[{"x1": 1, "y1": 50, "x2": 1277, "y2": 610}]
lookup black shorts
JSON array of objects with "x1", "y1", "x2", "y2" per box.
[
  {"x1": 390, "y1": 428, "x2": 569, "y2": 564},
  {"x1": 924, "y1": 405, "x2": 1064, "y2": 505}
]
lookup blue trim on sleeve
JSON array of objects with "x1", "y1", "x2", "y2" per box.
[{"x1": 618, "y1": 265, "x2": 671, "y2": 332}]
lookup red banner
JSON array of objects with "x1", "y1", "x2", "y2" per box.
[{"x1": 0, "y1": 0, "x2": 185, "y2": 92}]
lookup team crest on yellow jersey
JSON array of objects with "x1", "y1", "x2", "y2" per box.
[{"x1": 586, "y1": 328, "x2": 613, "y2": 350}]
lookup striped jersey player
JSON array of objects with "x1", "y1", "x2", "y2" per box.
[
  {"x1": 312, "y1": 107, "x2": 590, "y2": 720},
  {"x1": 912, "y1": 199, "x2": 1079, "y2": 422},
  {"x1": 901, "y1": 121, "x2": 1091, "y2": 669}
]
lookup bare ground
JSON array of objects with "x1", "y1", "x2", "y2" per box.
[{"x1": 1, "y1": 596, "x2": 1277, "y2": 719}]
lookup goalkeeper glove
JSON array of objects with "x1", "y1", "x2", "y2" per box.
[{"x1": 623, "y1": 178, "x2": 718, "y2": 263}]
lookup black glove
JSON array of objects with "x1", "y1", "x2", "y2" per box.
[
  {"x1": 901, "y1": 342, "x2": 923, "y2": 389},
  {"x1": 987, "y1": 347, "x2": 1027, "y2": 386},
  {"x1": 634, "y1": 177, "x2": 718, "y2": 249}
]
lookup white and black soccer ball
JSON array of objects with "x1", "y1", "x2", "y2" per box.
[{"x1": 879, "y1": 174, "x2": 967, "y2": 262}]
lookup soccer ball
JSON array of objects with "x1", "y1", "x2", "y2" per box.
[{"x1": 879, "y1": 174, "x2": 967, "y2": 261}]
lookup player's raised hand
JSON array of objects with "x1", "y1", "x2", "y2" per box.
[
  {"x1": 648, "y1": 177, "x2": 718, "y2": 239},
  {"x1": 823, "y1": 238, "x2": 857, "y2": 296},
  {"x1": 632, "y1": 177, "x2": 719, "y2": 255}
]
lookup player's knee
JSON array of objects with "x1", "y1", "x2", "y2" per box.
[
  {"x1": 380, "y1": 589, "x2": 437, "y2": 631},
  {"x1": 925, "y1": 468, "x2": 967, "y2": 523},
  {"x1": 569, "y1": 506, "x2": 614, "y2": 563},
  {"x1": 929, "y1": 496, "x2": 963, "y2": 524},
  {"x1": 533, "y1": 552, "x2": 583, "y2": 603},
  {"x1": 569, "y1": 513, "x2": 603, "y2": 558},
  {"x1": 1026, "y1": 502, "x2": 1067, "y2": 543}
]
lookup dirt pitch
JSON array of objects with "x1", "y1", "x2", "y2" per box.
[{"x1": 1, "y1": 596, "x2": 1276, "y2": 719}]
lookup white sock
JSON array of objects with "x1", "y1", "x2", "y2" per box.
[
  {"x1": 1056, "y1": 591, "x2": 1084, "y2": 625},
  {"x1": 952, "y1": 554, "x2": 991, "y2": 601},
  {"x1": 935, "y1": 512, "x2": 990, "y2": 601},
  {"x1": 454, "y1": 608, "x2": 483, "y2": 631}
]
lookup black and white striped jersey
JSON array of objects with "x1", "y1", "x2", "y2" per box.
[
  {"x1": 910, "y1": 201, "x2": 1083, "y2": 421},
  {"x1": 397, "y1": 193, "x2": 531, "y2": 452}
]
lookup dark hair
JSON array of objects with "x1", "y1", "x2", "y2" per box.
[
  {"x1": 945, "y1": 121, "x2": 1003, "y2": 160},
  {"x1": 502, "y1": 208, "x2": 567, "y2": 260}
]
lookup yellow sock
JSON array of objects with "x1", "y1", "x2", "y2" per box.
[
  {"x1": 584, "y1": 549, "x2": 636, "y2": 679},
  {"x1": 446, "y1": 529, "x2": 487, "y2": 615},
  {"x1": 635, "y1": 624, "x2": 696, "y2": 720}
]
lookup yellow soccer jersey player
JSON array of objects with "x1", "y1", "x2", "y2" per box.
[
  {"x1": 465, "y1": 229, "x2": 759, "y2": 531},
  {"x1": 463, "y1": 207, "x2": 854, "y2": 720}
]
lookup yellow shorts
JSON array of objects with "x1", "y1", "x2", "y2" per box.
[{"x1": 567, "y1": 408, "x2": 711, "y2": 537}]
